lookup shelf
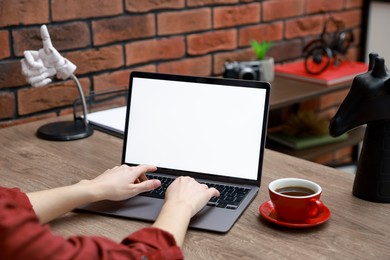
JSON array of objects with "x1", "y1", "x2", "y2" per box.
[
  {"x1": 269, "y1": 77, "x2": 352, "y2": 111},
  {"x1": 266, "y1": 126, "x2": 365, "y2": 161},
  {"x1": 267, "y1": 77, "x2": 361, "y2": 163}
]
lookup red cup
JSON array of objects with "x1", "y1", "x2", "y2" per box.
[{"x1": 268, "y1": 178, "x2": 324, "y2": 221}]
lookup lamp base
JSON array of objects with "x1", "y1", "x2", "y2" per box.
[{"x1": 37, "y1": 120, "x2": 93, "y2": 141}]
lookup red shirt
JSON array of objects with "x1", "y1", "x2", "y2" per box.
[{"x1": 0, "y1": 187, "x2": 183, "y2": 260}]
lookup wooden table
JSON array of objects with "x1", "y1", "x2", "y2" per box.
[{"x1": 1, "y1": 118, "x2": 389, "y2": 259}]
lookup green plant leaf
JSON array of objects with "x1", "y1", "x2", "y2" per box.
[{"x1": 250, "y1": 40, "x2": 273, "y2": 60}]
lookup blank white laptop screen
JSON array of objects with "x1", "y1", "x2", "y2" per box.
[{"x1": 124, "y1": 76, "x2": 268, "y2": 181}]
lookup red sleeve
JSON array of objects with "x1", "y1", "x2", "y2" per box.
[
  {"x1": 0, "y1": 187, "x2": 33, "y2": 210},
  {"x1": 0, "y1": 187, "x2": 183, "y2": 260}
]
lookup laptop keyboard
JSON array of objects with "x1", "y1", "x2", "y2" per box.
[{"x1": 139, "y1": 174, "x2": 251, "y2": 210}]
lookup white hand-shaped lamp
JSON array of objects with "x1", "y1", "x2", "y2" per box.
[{"x1": 21, "y1": 25, "x2": 93, "y2": 141}]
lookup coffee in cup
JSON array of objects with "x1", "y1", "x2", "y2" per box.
[{"x1": 268, "y1": 178, "x2": 324, "y2": 221}]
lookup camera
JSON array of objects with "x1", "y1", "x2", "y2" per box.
[{"x1": 223, "y1": 61, "x2": 262, "y2": 81}]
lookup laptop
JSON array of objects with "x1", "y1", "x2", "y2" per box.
[{"x1": 78, "y1": 71, "x2": 270, "y2": 233}]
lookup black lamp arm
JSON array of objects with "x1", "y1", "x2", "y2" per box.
[{"x1": 70, "y1": 74, "x2": 88, "y2": 127}]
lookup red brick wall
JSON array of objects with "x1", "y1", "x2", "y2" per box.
[{"x1": 0, "y1": 0, "x2": 364, "y2": 162}]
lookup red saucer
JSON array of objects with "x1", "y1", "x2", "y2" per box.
[{"x1": 259, "y1": 200, "x2": 331, "y2": 228}]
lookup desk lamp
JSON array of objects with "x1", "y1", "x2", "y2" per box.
[{"x1": 20, "y1": 25, "x2": 93, "y2": 141}]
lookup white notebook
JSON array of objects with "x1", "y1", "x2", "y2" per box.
[{"x1": 87, "y1": 106, "x2": 126, "y2": 136}]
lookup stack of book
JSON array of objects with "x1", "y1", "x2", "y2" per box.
[
  {"x1": 274, "y1": 60, "x2": 368, "y2": 86},
  {"x1": 267, "y1": 132, "x2": 349, "y2": 150}
]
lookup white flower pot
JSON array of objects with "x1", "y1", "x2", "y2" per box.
[{"x1": 259, "y1": 57, "x2": 274, "y2": 82}]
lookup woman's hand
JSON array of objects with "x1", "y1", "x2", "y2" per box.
[
  {"x1": 85, "y1": 164, "x2": 161, "y2": 202},
  {"x1": 27, "y1": 164, "x2": 160, "y2": 224},
  {"x1": 153, "y1": 176, "x2": 220, "y2": 246},
  {"x1": 165, "y1": 176, "x2": 220, "y2": 217}
]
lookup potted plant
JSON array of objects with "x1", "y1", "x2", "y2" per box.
[{"x1": 250, "y1": 40, "x2": 274, "y2": 82}]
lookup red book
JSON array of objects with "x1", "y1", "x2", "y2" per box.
[{"x1": 275, "y1": 60, "x2": 368, "y2": 86}]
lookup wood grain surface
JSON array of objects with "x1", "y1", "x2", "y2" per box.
[{"x1": 1, "y1": 118, "x2": 389, "y2": 259}]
